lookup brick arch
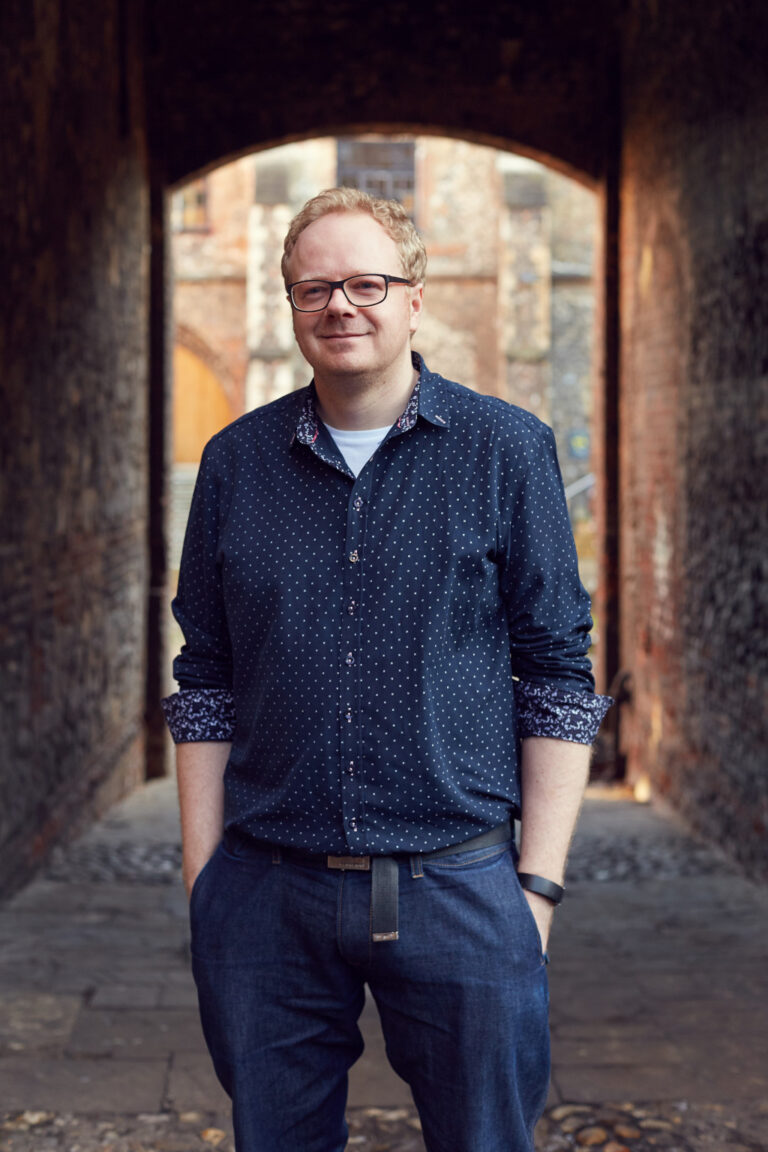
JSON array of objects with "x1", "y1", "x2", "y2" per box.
[
  {"x1": 174, "y1": 323, "x2": 239, "y2": 413},
  {"x1": 151, "y1": 2, "x2": 619, "y2": 189}
]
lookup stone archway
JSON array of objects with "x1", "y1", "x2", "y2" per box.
[
  {"x1": 4, "y1": 0, "x2": 767, "y2": 889},
  {"x1": 141, "y1": 0, "x2": 768, "y2": 874}
]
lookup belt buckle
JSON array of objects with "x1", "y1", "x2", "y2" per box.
[{"x1": 326, "y1": 855, "x2": 371, "y2": 871}]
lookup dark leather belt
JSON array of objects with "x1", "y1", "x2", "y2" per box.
[{"x1": 247, "y1": 822, "x2": 513, "y2": 944}]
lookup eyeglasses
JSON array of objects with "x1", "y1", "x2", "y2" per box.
[{"x1": 287, "y1": 273, "x2": 412, "y2": 312}]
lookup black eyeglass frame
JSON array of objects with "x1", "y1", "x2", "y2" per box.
[{"x1": 286, "y1": 273, "x2": 413, "y2": 312}]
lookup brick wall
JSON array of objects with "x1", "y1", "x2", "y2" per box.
[
  {"x1": 620, "y1": 0, "x2": 768, "y2": 874},
  {"x1": 0, "y1": 1, "x2": 150, "y2": 893}
]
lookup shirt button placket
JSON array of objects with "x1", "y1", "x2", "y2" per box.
[{"x1": 340, "y1": 481, "x2": 368, "y2": 850}]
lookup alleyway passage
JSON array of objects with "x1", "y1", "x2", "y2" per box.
[{"x1": 1, "y1": 781, "x2": 767, "y2": 1151}]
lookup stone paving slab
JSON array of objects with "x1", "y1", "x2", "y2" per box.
[
  {"x1": 90, "y1": 984, "x2": 166, "y2": 1010},
  {"x1": 654, "y1": 1002, "x2": 768, "y2": 1037},
  {"x1": 0, "y1": 992, "x2": 81, "y2": 1053},
  {"x1": 0, "y1": 1058, "x2": 167, "y2": 1112},
  {"x1": 553, "y1": 1020, "x2": 668, "y2": 1041},
  {"x1": 100, "y1": 963, "x2": 190, "y2": 987},
  {"x1": 165, "y1": 1054, "x2": 232, "y2": 1113},
  {"x1": 554, "y1": 1059, "x2": 768, "y2": 1106},
  {"x1": 553, "y1": 1037, "x2": 704, "y2": 1068},
  {"x1": 66, "y1": 1008, "x2": 208, "y2": 1059},
  {"x1": 157, "y1": 980, "x2": 202, "y2": 1009}
]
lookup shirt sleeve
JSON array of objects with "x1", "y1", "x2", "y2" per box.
[
  {"x1": 161, "y1": 686, "x2": 236, "y2": 744},
  {"x1": 162, "y1": 440, "x2": 236, "y2": 743},
  {"x1": 513, "y1": 680, "x2": 612, "y2": 744},
  {"x1": 499, "y1": 419, "x2": 612, "y2": 743}
]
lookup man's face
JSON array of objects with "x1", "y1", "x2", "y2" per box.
[{"x1": 286, "y1": 212, "x2": 423, "y2": 384}]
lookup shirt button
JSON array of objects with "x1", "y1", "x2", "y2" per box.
[
  {"x1": 353, "y1": 496, "x2": 364, "y2": 511},
  {"x1": 347, "y1": 600, "x2": 357, "y2": 615},
  {"x1": 349, "y1": 549, "x2": 359, "y2": 563},
  {"x1": 344, "y1": 706, "x2": 353, "y2": 722},
  {"x1": 347, "y1": 761, "x2": 355, "y2": 776},
  {"x1": 345, "y1": 652, "x2": 355, "y2": 667}
]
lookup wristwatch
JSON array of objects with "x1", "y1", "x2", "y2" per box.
[{"x1": 517, "y1": 872, "x2": 565, "y2": 905}]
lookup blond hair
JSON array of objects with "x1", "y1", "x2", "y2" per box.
[{"x1": 281, "y1": 187, "x2": 427, "y2": 287}]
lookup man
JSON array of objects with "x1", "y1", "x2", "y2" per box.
[{"x1": 163, "y1": 187, "x2": 612, "y2": 1152}]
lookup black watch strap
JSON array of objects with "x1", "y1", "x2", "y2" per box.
[{"x1": 517, "y1": 872, "x2": 565, "y2": 905}]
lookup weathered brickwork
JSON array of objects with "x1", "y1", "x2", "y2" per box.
[
  {"x1": 620, "y1": 0, "x2": 768, "y2": 873},
  {"x1": 0, "y1": 1, "x2": 149, "y2": 893}
]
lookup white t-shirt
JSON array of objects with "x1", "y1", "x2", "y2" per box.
[{"x1": 322, "y1": 422, "x2": 391, "y2": 477}]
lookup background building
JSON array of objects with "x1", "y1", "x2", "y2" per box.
[{"x1": 170, "y1": 137, "x2": 599, "y2": 648}]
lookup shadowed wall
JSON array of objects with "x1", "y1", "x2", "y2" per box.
[
  {"x1": 0, "y1": 1, "x2": 150, "y2": 892},
  {"x1": 620, "y1": 0, "x2": 768, "y2": 872}
]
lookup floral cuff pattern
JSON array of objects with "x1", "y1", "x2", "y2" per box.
[
  {"x1": 514, "y1": 681, "x2": 613, "y2": 744},
  {"x1": 161, "y1": 688, "x2": 236, "y2": 744}
]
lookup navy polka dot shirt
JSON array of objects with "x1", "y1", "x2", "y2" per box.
[{"x1": 163, "y1": 355, "x2": 612, "y2": 854}]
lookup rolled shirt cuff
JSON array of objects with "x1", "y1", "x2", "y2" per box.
[
  {"x1": 514, "y1": 681, "x2": 613, "y2": 744},
  {"x1": 161, "y1": 688, "x2": 236, "y2": 744}
]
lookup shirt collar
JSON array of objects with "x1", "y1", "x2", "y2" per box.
[
  {"x1": 291, "y1": 351, "x2": 451, "y2": 450},
  {"x1": 411, "y1": 352, "x2": 452, "y2": 430}
]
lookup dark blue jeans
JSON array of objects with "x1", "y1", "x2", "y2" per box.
[{"x1": 190, "y1": 836, "x2": 550, "y2": 1152}]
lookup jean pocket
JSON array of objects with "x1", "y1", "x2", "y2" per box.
[
  {"x1": 219, "y1": 838, "x2": 276, "y2": 874},
  {"x1": 512, "y1": 868, "x2": 549, "y2": 966},
  {"x1": 189, "y1": 844, "x2": 220, "y2": 909},
  {"x1": 424, "y1": 841, "x2": 512, "y2": 871}
]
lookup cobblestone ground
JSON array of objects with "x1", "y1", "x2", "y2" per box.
[
  {"x1": 2, "y1": 784, "x2": 767, "y2": 1152},
  {"x1": 2, "y1": 1101, "x2": 768, "y2": 1152}
]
